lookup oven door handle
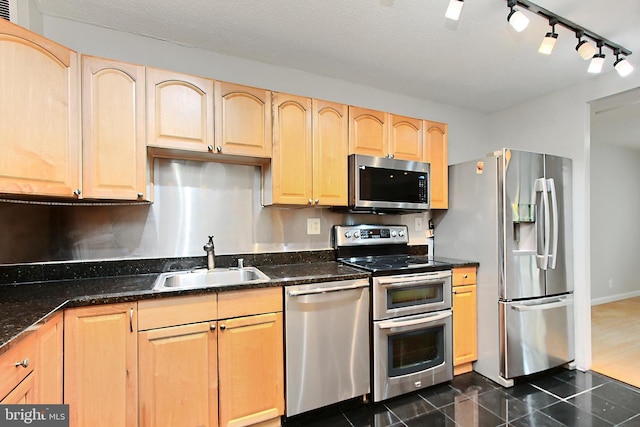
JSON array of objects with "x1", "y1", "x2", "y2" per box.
[
  {"x1": 287, "y1": 283, "x2": 369, "y2": 297},
  {"x1": 377, "y1": 272, "x2": 450, "y2": 287},
  {"x1": 377, "y1": 311, "x2": 451, "y2": 330}
]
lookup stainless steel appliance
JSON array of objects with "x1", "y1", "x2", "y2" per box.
[
  {"x1": 435, "y1": 148, "x2": 574, "y2": 387},
  {"x1": 348, "y1": 154, "x2": 430, "y2": 212},
  {"x1": 334, "y1": 225, "x2": 453, "y2": 402},
  {"x1": 284, "y1": 279, "x2": 370, "y2": 417}
]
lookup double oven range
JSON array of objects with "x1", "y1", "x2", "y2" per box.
[{"x1": 334, "y1": 225, "x2": 454, "y2": 402}]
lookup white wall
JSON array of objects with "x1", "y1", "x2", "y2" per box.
[
  {"x1": 590, "y1": 142, "x2": 640, "y2": 304},
  {"x1": 41, "y1": 17, "x2": 489, "y2": 164},
  {"x1": 488, "y1": 69, "x2": 640, "y2": 371}
]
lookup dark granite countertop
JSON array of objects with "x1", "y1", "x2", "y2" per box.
[
  {"x1": 0, "y1": 251, "x2": 478, "y2": 355},
  {"x1": 0, "y1": 260, "x2": 369, "y2": 355}
]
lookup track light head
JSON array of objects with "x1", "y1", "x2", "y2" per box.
[
  {"x1": 588, "y1": 43, "x2": 605, "y2": 74},
  {"x1": 614, "y1": 50, "x2": 634, "y2": 77},
  {"x1": 445, "y1": 0, "x2": 464, "y2": 21},
  {"x1": 507, "y1": 1, "x2": 529, "y2": 32},
  {"x1": 538, "y1": 20, "x2": 558, "y2": 55},
  {"x1": 575, "y1": 32, "x2": 596, "y2": 60}
]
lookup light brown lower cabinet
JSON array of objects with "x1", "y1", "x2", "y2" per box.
[
  {"x1": 139, "y1": 321, "x2": 218, "y2": 427},
  {"x1": 138, "y1": 288, "x2": 284, "y2": 427},
  {"x1": 452, "y1": 266, "x2": 478, "y2": 375},
  {"x1": 0, "y1": 312, "x2": 63, "y2": 404},
  {"x1": 64, "y1": 302, "x2": 138, "y2": 427}
]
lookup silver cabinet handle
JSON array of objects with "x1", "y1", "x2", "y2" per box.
[
  {"x1": 15, "y1": 358, "x2": 29, "y2": 368},
  {"x1": 73, "y1": 189, "x2": 81, "y2": 197},
  {"x1": 216, "y1": 146, "x2": 222, "y2": 152},
  {"x1": 129, "y1": 307, "x2": 134, "y2": 332},
  {"x1": 220, "y1": 324, "x2": 226, "y2": 330},
  {"x1": 210, "y1": 323, "x2": 216, "y2": 331},
  {"x1": 463, "y1": 274, "x2": 468, "y2": 278},
  {"x1": 288, "y1": 283, "x2": 368, "y2": 297},
  {"x1": 207, "y1": 145, "x2": 214, "y2": 152}
]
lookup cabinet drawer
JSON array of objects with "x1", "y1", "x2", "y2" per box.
[
  {"x1": 138, "y1": 294, "x2": 217, "y2": 330},
  {"x1": 453, "y1": 267, "x2": 476, "y2": 286},
  {"x1": 218, "y1": 287, "x2": 282, "y2": 319},
  {"x1": 0, "y1": 333, "x2": 37, "y2": 400}
]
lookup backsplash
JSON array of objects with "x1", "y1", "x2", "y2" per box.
[{"x1": 0, "y1": 159, "x2": 431, "y2": 265}]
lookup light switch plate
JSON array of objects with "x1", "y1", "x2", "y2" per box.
[
  {"x1": 307, "y1": 218, "x2": 321, "y2": 235},
  {"x1": 414, "y1": 217, "x2": 423, "y2": 232}
]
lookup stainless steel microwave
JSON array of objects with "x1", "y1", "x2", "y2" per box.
[{"x1": 348, "y1": 154, "x2": 430, "y2": 212}]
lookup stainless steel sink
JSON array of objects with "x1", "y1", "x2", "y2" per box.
[{"x1": 153, "y1": 267, "x2": 270, "y2": 291}]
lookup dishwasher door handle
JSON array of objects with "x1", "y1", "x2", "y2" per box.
[{"x1": 287, "y1": 283, "x2": 369, "y2": 297}]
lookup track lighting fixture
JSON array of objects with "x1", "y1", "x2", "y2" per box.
[
  {"x1": 538, "y1": 19, "x2": 558, "y2": 55},
  {"x1": 445, "y1": 0, "x2": 464, "y2": 21},
  {"x1": 588, "y1": 43, "x2": 605, "y2": 74},
  {"x1": 614, "y1": 50, "x2": 634, "y2": 77},
  {"x1": 445, "y1": 0, "x2": 633, "y2": 77},
  {"x1": 575, "y1": 32, "x2": 596, "y2": 60},
  {"x1": 507, "y1": 0, "x2": 529, "y2": 32}
]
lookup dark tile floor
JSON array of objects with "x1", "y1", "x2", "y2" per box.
[{"x1": 282, "y1": 369, "x2": 640, "y2": 426}]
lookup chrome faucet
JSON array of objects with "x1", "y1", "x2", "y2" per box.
[{"x1": 204, "y1": 236, "x2": 215, "y2": 270}]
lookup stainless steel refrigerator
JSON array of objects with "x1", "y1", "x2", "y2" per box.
[{"x1": 435, "y1": 148, "x2": 574, "y2": 387}]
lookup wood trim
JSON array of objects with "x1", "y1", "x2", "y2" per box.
[
  {"x1": 218, "y1": 287, "x2": 282, "y2": 319},
  {"x1": 138, "y1": 294, "x2": 217, "y2": 330},
  {"x1": 0, "y1": 19, "x2": 73, "y2": 66}
]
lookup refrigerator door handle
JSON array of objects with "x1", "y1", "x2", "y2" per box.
[
  {"x1": 511, "y1": 297, "x2": 571, "y2": 312},
  {"x1": 535, "y1": 178, "x2": 550, "y2": 270},
  {"x1": 547, "y1": 178, "x2": 559, "y2": 269}
]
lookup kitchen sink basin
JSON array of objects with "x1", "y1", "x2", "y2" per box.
[{"x1": 153, "y1": 267, "x2": 270, "y2": 291}]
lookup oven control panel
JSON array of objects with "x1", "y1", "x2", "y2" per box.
[{"x1": 334, "y1": 225, "x2": 409, "y2": 246}]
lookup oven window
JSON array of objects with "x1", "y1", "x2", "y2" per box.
[
  {"x1": 388, "y1": 325, "x2": 445, "y2": 377},
  {"x1": 387, "y1": 283, "x2": 443, "y2": 309}
]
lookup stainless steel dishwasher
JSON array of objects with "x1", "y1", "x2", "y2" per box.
[{"x1": 284, "y1": 278, "x2": 370, "y2": 417}]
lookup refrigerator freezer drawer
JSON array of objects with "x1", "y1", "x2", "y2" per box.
[{"x1": 500, "y1": 294, "x2": 574, "y2": 379}]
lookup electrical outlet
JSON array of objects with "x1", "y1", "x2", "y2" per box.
[
  {"x1": 414, "y1": 217, "x2": 423, "y2": 232},
  {"x1": 608, "y1": 278, "x2": 614, "y2": 288},
  {"x1": 307, "y1": 218, "x2": 321, "y2": 235}
]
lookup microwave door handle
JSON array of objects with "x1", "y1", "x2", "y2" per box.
[
  {"x1": 547, "y1": 178, "x2": 559, "y2": 269},
  {"x1": 377, "y1": 311, "x2": 451, "y2": 330},
  {"x1": 535, "y1": 178, "x2": 550, "y2": 270}
]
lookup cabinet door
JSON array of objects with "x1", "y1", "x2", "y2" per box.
[
  {"x1": 390, "y1": 114, "x2": 423, "y2": 161},
  {"x1": 270, "y1": 92, "x2": 312, "y2": 205},
  {"x1": 82, "y1": 56, "x2": 147, "y2": 200},
  {"x1": 424, "y1": 121, "x2": 448, "y2": 209},
  {"x1": 214, "y1": 81, "x2": 272, "y2": 158},
  {"x1": 0, "y1": 19, "x2": 80, "y2": 198},
  {"x1": 218, "y1": 313, "x2": 284, "y2": 427},
  {"x1": 146, "y1": 67, "x2": 214, "y2": 152},
  {"x1": 312, "y1": 99, "x2": 348, "y2": 206},
  {"x1": 35, "y1": 312, "x2": 63, "y2": 404},
  {"x1": 348, "y1": 106, "x2": 388, "y2": 158},
  {"x1": 1, "y1": 372, "x2": 35, "y2": 404},
  {"x1": 453, "y1": 284, "x2": 477, "y2": 373},
  {"x1": 139, "y1": 322, "x2": 218, "y2": 427},
  {"x1": 64, "y1": 303, "x2": 137, "y2": 427}
]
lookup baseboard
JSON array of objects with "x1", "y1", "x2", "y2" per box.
[{"x1": 591, "y1": 289, "x2": 640, "y2": 306}]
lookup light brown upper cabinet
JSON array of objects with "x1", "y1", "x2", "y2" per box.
[
  {"x1": 146, "y1": 67, "x2": 214, "y2": 152},
  {"x1": 312, "y1": 99, "x2": 349, "y2": 206},
  {"x1": 266, "y1": 92, "x2": 313, "y2": 205},
  {"x1": 349, "y1": 106, "x2": 388, "y2": 158},
  {"x1": 82, "y1": 56, "x2": 148, "y2": 201},
  {"x1": 265, "y1": 95, "x2": 348, "y2": 207},
  {"x1": 390, "y1": 114, "x2": 423, "y2": 162},
  {"x1": 214, "y1": 81, "x2": 272, "y2": 158},
  {"x1": 0, "y1": 19, "x2": 80, "y2": 198},
  {"x1": 424, "y1": 121, "x2": 449, "y2": 209},
  {"x1": 349, "y1": 107, "x2": 423, "y2": 161}
]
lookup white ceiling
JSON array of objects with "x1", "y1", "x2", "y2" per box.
[{"x1": 33, "y1": 0, "x2": 640, "y2": 146}]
